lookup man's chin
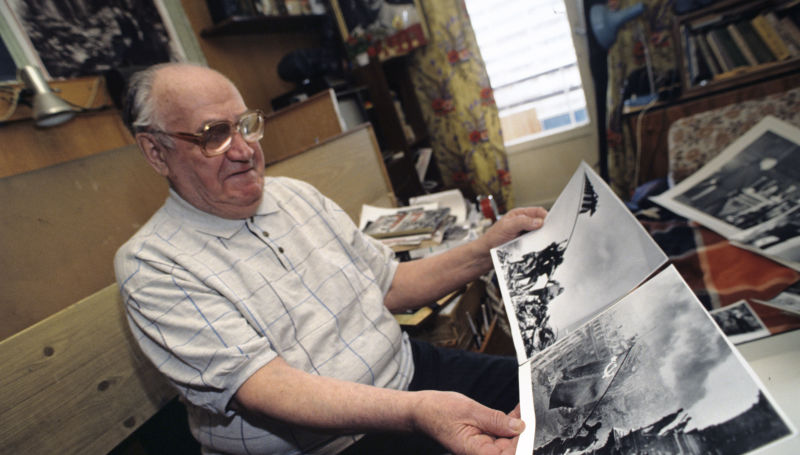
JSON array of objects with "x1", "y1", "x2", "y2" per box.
[
  {"x1": 223, "y1": 175, "x2": 263, "y2": 203},
  {"x1": 214, "y1": 191, "x2": 262, "y2": 219},
  {"x1": 233, "y1": 185, "x2": 263, "y2": 206}
]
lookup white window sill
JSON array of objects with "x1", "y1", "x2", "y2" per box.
[{"x1": 504, "y1": 121, "x2": 593, "y2": 154}]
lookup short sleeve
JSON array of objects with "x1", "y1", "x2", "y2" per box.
[{"x1": 117, "y1": 250, "x2": 277, "y2": 415}]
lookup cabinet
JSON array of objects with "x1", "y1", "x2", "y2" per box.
[
  {"x1": 673, "y1": 0, "x2": 800, "y2": 98},
  {"x1": 200, "y1": 13, "x2": 439, "y2": 204},
  {"x1": 401, "y1": 279, "x2": 515, "y2": 355},
  {"x1": 353, "y1": 55, "x2": 441, "y2": 203}
]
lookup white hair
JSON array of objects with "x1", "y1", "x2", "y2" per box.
[{"x1": 123, "y1": 62, "x2": 212, "y2": 147}]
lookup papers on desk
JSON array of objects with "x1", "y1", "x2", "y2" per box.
[
  {"x1": 359, "y1": 203, "x2": 446, "y2": 247},
  {"x1": 359, "y1": 203, "x2": 438, "y2": 230},
  {"x1": 752, "y1": 280, "x2": 800, "y2": 316},
  {"x1": 360, "y1": 190, "x2": 476, "y2": 253},
  {"x1": 409, "y1": 189, "x2": 468, "y2": 224},
  {"x1": 363, "y1": 207, "x2": 452, "y2": 239}
]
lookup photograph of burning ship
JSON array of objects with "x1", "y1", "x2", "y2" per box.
[{"x1": 524, "y1": 266, "x2": 792, "y2": 454}]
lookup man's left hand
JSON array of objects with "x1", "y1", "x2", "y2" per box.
[{"x1": 481, "y1": 206, "x2": 548, "y2": 250}]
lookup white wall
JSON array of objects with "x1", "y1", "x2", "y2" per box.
[{"x1": 507, "y1": 123, "x2": 598, "y2": 208}]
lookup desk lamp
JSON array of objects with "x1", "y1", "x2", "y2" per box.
[
  {"x1": 589, "y1": 2, "x2": 644, "y2": 50},
  {"x1": 19, "y1": 65, "x2": 76, "y2": 127}
]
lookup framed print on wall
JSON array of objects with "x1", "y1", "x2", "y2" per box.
[
  {"x1": 0, "y1": 0, "x2": 187, "y2": 79},
  {"x1": 0, "y1": 35, "x2": 17, "y2": 82},
  {"x1": 330, "y1": 0, "x2": 429, "y2": 62}
]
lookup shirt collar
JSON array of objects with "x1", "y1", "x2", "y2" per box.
[{"x1": 163, "y1": 185, "x2": 280, "y2": 238}]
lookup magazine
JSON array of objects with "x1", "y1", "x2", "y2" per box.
[
  {"x1": 491, "y1": 162, "x2": 795, "y2": 454},
  {"x1": 651, "y1": 116, "x2": 800, "y2": 270},
  {"x1": 362, "y1": 207, "x2": 450, "y2": 239}
]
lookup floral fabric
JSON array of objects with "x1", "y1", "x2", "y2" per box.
[
  {"x1": 667, "y1": 87, "x2": 800, "y2": 184},
  {"x1": 605, "y1": 0, "x2": 676, "y2": 198},
  {"x1": 408, "y1": 0, "x2": 513, "y2": 211},
  {"x1": 637, "y1": 206, "x2": 800, "y2": 335}
]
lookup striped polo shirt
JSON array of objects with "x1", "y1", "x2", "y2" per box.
[{"x1": 115, "y1": 177, "x2": 413, "y2": 454}]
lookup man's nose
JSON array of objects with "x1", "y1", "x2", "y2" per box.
[{"x1": 225, "y1": 131, "x2": 256, "y2": 160}]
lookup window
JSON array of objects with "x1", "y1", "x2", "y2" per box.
[{"x1": 465, "y1": 0, "x2": 588, "y2": 143}]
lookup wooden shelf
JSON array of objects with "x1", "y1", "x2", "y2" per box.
[
  {"x1": 201, "y1": 12, "x2": 439, "y2": 201},
  {"x1": 353, "y1": 55, "x2": 433, "y2": 202},
  {"x1": 200, "y1": 14, "x2": 328, "y2": 37},
  {"x1": 625, "y1": 72, "x2": 800, "y2": 187},
  {"x1": 672, "y1": 0, "x2": 800, "y2": 99},
  {"x1": 680, "y1": 59, "x2": 800, "y2": 100}
]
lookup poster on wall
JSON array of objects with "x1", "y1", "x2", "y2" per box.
[
  {"x1": 0, "y1": 35, "x2": 16, "y2": 82},
  {"x1": 330, "y1": 0, "x2": 429, "y2": 61},
  {"x1": 0, "y1": 0, "x2": 185, "y2": 79}
]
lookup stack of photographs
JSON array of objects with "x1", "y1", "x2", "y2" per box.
[
  {"x1": 652, "y1": 116, "x2": 800, "y2": 272},
  {"x1": 491, "y1": 162, "x2": 795, "y2": 454}
]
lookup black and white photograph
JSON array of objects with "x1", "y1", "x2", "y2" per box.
[
  {"x1": 1, "y1": 0, "x2": 183, "y2": 79},
  {"x1": 652, "y1": 116, "x2": 800, "y2": 238},
  {"x1": 0, "y1": 35, "x2": 16, "y2": 82},
  {"x1": 710, "y1": 300, "x2": 771, "y2": 344},
  {"x1": 731, "y1": 206, "x2": 800, "y2": 271},
  {"x1": 753, "y1": 280, "x2": 800, "y2": 316},
  {"x1": 491, "y1": 162, "x2": 667, "y2": 362},
  {"x1": 517, "y1": 266, "x2": 793, "y2": 455}
]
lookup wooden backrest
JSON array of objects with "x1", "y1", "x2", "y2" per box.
[
  {"x1": 0, "y1": 121, "x2": 395, "y2": 454},
  {"x1": 265, "y1": 123, "x2": 396, "y2": 221},
  {"x1": 0, "y1": 284, "x2": 176, "y2": 454},
  {"x1": 0, "y1": 144, "x2": 168, "y2": 341},
  {"x1": 263, "y1": 89, "x2": 346, "y2": 164}
]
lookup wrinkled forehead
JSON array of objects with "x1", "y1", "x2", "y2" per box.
[{"x1": 152, "y1": 66, "x2": 246, "y2": 130}]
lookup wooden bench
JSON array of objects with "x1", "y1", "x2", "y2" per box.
[
  {"x1": 0, "y1": 123, "x2": 394, "y2": 453},
  {"x1": 0, "y1": 285, "x2": 176, "y2": 454}
]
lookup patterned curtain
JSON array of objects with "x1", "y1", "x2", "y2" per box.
[
  {"x1": 408, "y1": 0, "x2": 514, "y2": 212},
  {"x1": 605, "y1": 0, "x2": 676, "y2": 198}
]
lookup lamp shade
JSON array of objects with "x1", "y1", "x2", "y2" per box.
[
  {"x1": 589, "y1": 2, "x2": 645, "y2": 50},
  {"x1": 19, "y1": 65, "x2": 76, "y2": 127}
]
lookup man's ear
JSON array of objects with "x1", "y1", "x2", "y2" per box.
[{"x1": 136, "y1": 133, "x2": 170, "y2": 177}]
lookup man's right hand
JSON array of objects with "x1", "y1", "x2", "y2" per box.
[{"x1": 411, "y1": 391, "x2": 524, "y2": 455}]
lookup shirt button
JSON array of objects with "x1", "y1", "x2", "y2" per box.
[
  {"x1": 278, "y1": 247, "x2": 285, "y2": 253},
  {"x1": 262, "y1": 231, "x2": 269, "y2": 237}
]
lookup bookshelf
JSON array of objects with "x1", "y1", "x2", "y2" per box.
[
  {"x1": 673, "y1": 0, "x2": 800, "y2": 98},
  {"x1": 352, "y1": 55, "x2": 441, "y2": 203},
  {"x1": 200, "y1": 14, "x2": 328, "y2": 37}
]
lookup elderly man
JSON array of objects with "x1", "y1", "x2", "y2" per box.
[{"x1": 115, "y1": 62, "x2": 547, "y2": 455}]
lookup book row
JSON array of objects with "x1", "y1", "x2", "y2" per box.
[{"x1": 681, "y1": 2, "x2": 800, "y2": 87}]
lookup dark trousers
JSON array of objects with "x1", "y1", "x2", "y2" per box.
[{"x1": 338, "y1": 339, "x2": 519, "y2": 455}]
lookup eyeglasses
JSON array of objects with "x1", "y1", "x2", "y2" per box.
[{"x1": 148, "y1": 109, "x2": 265, "y2": 157}]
